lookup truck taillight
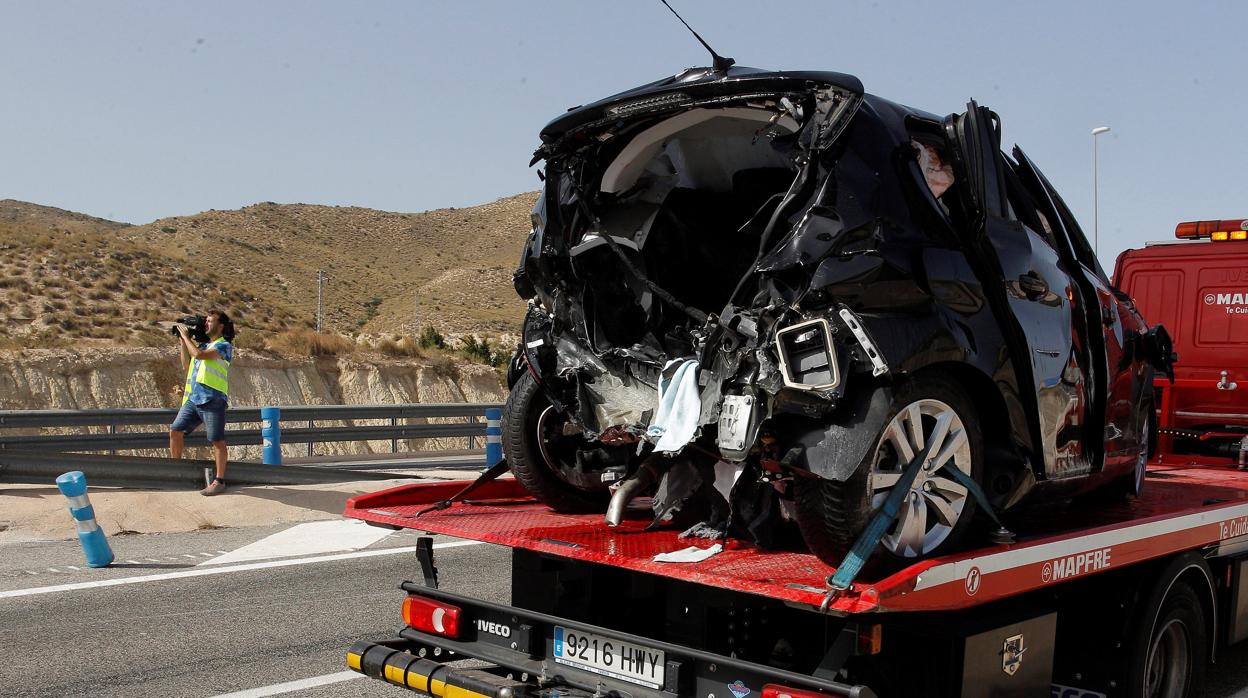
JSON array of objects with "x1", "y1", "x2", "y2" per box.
[
  {"x1": 402, "y1": 595, "x2": 461, "y2": 638},
  {"x1": 762, "y1": 685, "x2": 844, "y2": 698},
  {"x1": 1175, "y1": 219, "x2": 1248, "y2": 240}
]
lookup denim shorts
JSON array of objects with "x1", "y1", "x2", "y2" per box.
[{"x1": 170, "y1": 398, "x2": 228, "y2": 443}]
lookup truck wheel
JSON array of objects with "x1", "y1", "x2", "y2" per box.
[
  {"x1": 795, "y1": 376, "x2": 982, "y2": 564},
  {"x1": 503, "y1": 371, "x2": 607, "y2": 513},
  {"x1": 1127, "y1": 583, "x2": 1206, "y2": 698}
]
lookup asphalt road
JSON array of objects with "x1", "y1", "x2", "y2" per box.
[
  {"x1": 0, "y1": 527, "x2": 510, "y2": 698},
  {"x1": 4, "y1": 524, "x2": 1248, "y2": 698}
]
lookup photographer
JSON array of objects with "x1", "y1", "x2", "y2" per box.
[{"x1": 168, "y1": 310, "x2": 236, "y2": 496}]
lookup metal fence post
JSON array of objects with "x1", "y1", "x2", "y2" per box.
[
  {"x1": 391, "y1": 415, "x2": 398, "y2": 454},
  {"x1": 55, "y1": 471, "x2": 114, "y2": 568},
  {"x1": 261, "y1": 406, "x2": 281, "y2": 465},
  {"x1": 485, "y1": 408, "x2": 502, "y2": 467},
  {"x1": 308, "y1": 420, "x2": 314, "y2": 457}
]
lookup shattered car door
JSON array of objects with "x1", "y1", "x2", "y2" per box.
[
  {"x1": 945, "y1": 102, "x2": 1089, "y2": 479},
  {"x1": 1013, "y1": 148, "x2": 1146, "y2": 469}
]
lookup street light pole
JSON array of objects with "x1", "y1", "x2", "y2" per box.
[{"x1": 1092, "y1": 126, "x2": 1111, "y2": 255}]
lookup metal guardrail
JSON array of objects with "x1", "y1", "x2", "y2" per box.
[
  {"x1": 0, "y1": 403, "x2": 504, "y2": 453},
  {"x1": 0, "y1": 403, "x2": 495, "y2": 428},
  {"x1": 0, "y1": 451, "x2": 401, "y2": 487},
  {"x1": 0, "y1": 403, "x2": 505, "y2": 486},
  {"x1": 0, "y1": 422, "x2": 488, "y2": 451}
]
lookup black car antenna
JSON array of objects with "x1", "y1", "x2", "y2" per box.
[{"x1": 659, "y1": 0, "x2": 735, "y2": 72}]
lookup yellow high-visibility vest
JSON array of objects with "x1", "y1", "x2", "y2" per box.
[{"x1": 182, "y1": 338, "x2": 231, "y2": 405}]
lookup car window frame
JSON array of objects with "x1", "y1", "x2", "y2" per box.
[
  {"x1": 1015, "y1": 154, "x2": 1113, "y2": 285},
  {"x1": 999, "y1": 157, "x2": 1061, "y2": 253}
]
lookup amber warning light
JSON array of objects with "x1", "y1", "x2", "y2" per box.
[{"x1": 1175, "y1": 219, "x2": 1248, "y2": 241}]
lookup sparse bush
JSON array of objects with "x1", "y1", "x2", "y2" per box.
[
  {"x1": 357, "y1": 296, "x2": 383, "y2": 328},
  {"x1": 459, "y1": 335, "x2": 509, "y2": 367},
  {"x1": 267, "y1": 329, "x2": 355, "y2": 357},
  {"x1": 231, "y1": 329, "x2": 268, "y2": 351},
  {"x1": 418, "y1": 325, "x2": 445, "y2": 349},
  {"x1": 424, "y1": 351, "x2": 460, "y2": 381},
  {"x1": 378, "y1": 335, "x2": 422, "y2": 358}
]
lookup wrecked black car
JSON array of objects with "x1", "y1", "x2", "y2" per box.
[{"x1": 503, "y1": 65, "x2": 1172, "y2": 564}]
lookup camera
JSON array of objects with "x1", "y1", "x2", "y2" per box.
[{"x1": 169, "y1": 315, "x2": 209, "y2": 343}]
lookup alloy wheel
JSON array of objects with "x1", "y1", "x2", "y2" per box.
[
  {"x1": 870, "y1": 399, "x2": 973, "y2": 558},
  {"x1": 536, "y1": 405, "x2": 574, "y2": 472}
]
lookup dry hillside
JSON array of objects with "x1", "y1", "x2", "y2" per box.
[
  {"x1": 0, "y1": 194, "x2": 538, "y2": 350},
  {"x1": 0, "y1": 212, "x2": 299, "y2": 349},
  {"x1": 117, "y1": 193, "x2": 537, "y2": 337},
  {"x1": 0, "y1": 200, "x2": 130, "y2": 236}
]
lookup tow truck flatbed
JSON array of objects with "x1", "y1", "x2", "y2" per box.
[{"x1": 346, "y1": 464, "x2": 1248, "y2": 616}]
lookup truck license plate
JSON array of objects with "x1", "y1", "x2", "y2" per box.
[{"x1": 552, "y1": 626, "x2": 665, "y2": 689}]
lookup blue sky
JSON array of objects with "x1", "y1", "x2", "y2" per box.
[{"x1": 2, "y1": 1, "x2": 1244, "y2": 272}]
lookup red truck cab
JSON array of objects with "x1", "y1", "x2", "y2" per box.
[{"x1": 1114, "y1": 218, "x2": 1248, "y2": 465}]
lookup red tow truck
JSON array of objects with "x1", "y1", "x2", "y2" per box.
[
  {"x1": 342, "y1": 220, "x2": 1248, "y2": 698},
  {"x1": 1114, "y1": 218, "x2": 1248, "y2": 468}
]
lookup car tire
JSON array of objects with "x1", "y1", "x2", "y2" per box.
[
  {"x1": 795, "y1": 375, "x2": 983, "y2": 565},
  {"x1": 503, "y1": 370, "x2": 607, "y2": 514}
]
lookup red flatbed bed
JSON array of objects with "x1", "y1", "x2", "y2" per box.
[{"x1": 345, "y1": 463, "x2": 1248, "y2": 616}]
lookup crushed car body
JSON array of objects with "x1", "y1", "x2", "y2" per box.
[{"x1": 503, "y1": 64, "x2": 1173, "y2": 564}]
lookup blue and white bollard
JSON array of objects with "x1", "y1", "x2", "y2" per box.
[
  {"x1": 261, "y1": 406, "x2": 282, "y2": 465},
  {"x1": 485, "y1": 408, "x2": 503, "y2": 467},
  {"x1": 55, "y1": 471, "x2": 114, "y2": 568}
]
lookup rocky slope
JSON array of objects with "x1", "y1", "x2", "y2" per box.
[{"x1": 0, "y1": 348, "x2": 506, "y2": 460}]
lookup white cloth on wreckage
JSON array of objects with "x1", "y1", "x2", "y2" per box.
[{"x1": 646, "y1": 358, "x2": 701, "y2": 454}]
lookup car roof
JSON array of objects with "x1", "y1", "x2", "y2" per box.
[{"x1": 539, "y1": 66, "x2": 865, "y2": 142}]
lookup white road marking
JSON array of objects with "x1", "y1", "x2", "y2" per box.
[
  {"x1": 198, "y1": 552, "x2": 214, "y2": 557},
  {"x1": 126, "y1": 560, "x2": 142, "y2": 565},
  {"x1": 208, "y1": 670, "x2": 363, "y2": 697},
  {"x1": 183, "y1": 554, "x2": 198, "y2": 559},
  {"x1": 65, "y1": 566, "x2": 80, "y2": 571},
  {"x1": 202, "y1": 519, "x2": 395, "y2": 566},
  {"x1": 145, "y1": 558, "x2": 160, "y2": 562},
  {"x1": 0, "y1": 540, "x2": 484, "y2": 599},
  {"x1": 47, "y1": 568, "x2": 61, "y2": 573}
]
